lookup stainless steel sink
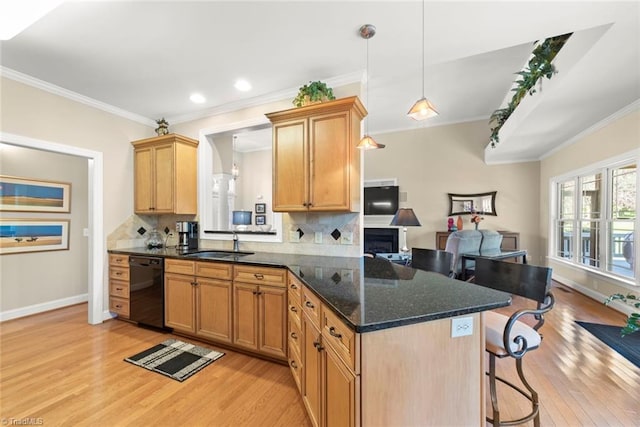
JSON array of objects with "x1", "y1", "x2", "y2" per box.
[{"x1": 184, "y1": 250, "x2": 254, "y2": 258}]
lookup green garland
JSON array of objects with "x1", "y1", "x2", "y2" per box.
[{"x1": 489, "y1": 33, "x2": 572, "y2": 147}]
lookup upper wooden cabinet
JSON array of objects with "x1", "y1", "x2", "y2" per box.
[
  {"x1": 131, "y1": 133, "x2": 198, "y2": 215},
  {"x1": 266, "y1": 96, "x2": 366, "y2": 212}
]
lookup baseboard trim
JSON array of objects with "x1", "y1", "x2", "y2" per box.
[
  {"x1": 0, "y1": 294, "x2": 89, "y2": 322},
  {"x1": 554, "y1": 274, "x2": 635, "y2": 316}
]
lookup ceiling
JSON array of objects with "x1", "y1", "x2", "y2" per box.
[{"x1": 1, "y1": 1, "x2": 638, "y2": 163}]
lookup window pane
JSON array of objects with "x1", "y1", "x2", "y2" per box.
[
  {"x1": 579, "y1": 221, "x2": 600, "y2": 267},
  {"x1": 608, "y1": 221, "x2": 634, "y2": 278},
  {"x1": 581, "y1": 173, "x2": 601, "y2": 219},
  {"x1": 557, "y1": 221, "x2": 573, "y2": 259},
  {"x1": 612, "y1": 164, "x2": 636, "y2": 220},
  {"x1": 559, "y1": 181, "x2": 575, "y2": 219}
]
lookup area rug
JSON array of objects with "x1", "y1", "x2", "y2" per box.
[
  {"x1": 576, "y1": 321, "x2": 640, "y2": 369},
  {"x1": 124, "y1": 339, "x2": 225, "y2": 382}
]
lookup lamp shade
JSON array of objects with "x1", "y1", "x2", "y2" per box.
[
  {"x1": 357, "y1": 135, "x2": 386, "y2": 150},
  {"x1": 407, "y1": 97, "x2": 439, "y2": 121},
  {"x1": 390, "y1": 208, "x2": 421, "y2": 226}
]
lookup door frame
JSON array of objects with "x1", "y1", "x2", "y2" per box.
[{"x1": 0, "y1": 132, "x2": 104, "y2": 325}]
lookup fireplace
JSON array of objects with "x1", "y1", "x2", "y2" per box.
[{"x1": 364, "y1": 228, "x2": 399, "y2": 254}]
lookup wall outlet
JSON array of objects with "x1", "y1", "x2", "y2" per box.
[
  {"x1": 451, "y1": 317, "x2": 473, "y2": 338},
  {"x1": 289, "y1": 230, "x2": 300, "y2": 243},
  {"x1": 341, "y1": 231, "x2": 353, "y2": 245},
  {"x1": 83, "y1": 228, "x2": 89, "y2": 237},
  {"x1": 314, "y1": 232, "x2": 323, "y2": 244}
]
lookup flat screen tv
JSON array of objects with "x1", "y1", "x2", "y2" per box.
[{"x1": 364, "y1": 186, "x2": 399, "y2": 215}]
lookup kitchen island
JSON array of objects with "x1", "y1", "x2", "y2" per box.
[{"x1": 109, "y1": 247, "x2": 511, "y2": 426}]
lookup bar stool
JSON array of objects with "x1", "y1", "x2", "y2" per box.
[
  {"x1": 473, "y1": 258, "x2": 555, "y2": 427},
  {"x1": 410, "y1": 248, "x2": 454, "y2": 277}
]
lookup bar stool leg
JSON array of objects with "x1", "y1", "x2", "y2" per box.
[
  {"x1": 488, "y1": 353, "x2": 500, "y2": 427},
  {"x1": 516, "y1": 358, "x2": 540, "y2": 427}
]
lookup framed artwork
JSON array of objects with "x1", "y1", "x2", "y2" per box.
[
  {"x1": 255, "y1": 215, "x2": 266, "y2": 225},
  {"x1": 0, "y1": 219, "x2": 70, "y2": 255},
  {"x1": 255, "y1": 203, "x2": 266, "y2": 214},
  {"x1": 0, "y1": 175, "x2": 71, "y2": 213}
]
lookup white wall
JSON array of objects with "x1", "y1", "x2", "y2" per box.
[
  {"x1": 0, "y1": 77, "x2": 153, "y2": 317},
  {"x1": 364, "y1": 121, "x2": 543, "y2": 263},
  {"x1": 540, "y1": 108, "x2": 640, "y2": 297}
]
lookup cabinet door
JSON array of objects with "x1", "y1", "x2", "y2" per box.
[
  {"x1": 302, "y1": 315, "x2": 322, "y2": 427},
  {"x1": 233, "y1": 283, "x2": 259, "y2": 351},
  {"x1": 309, "y1": 111, "x2": 351, "y2": 211},
  {"x1": 165, "y1": 273, "x2": 195, "y2": 333},
  {"x1": 134, "y1": 147, "x2": 154, "y2": 213},
  {"x1": 272, "y1": 119, "x2": 308, "y2": 211},
  {"x1": 152, "y1": 143, "x2": 175, "y2": 213},
  {"x1": 197, "y1": 278, "x2": 232, "y2": 343},
  {"x1": 258, "y1": 285, "x2": 287, "y2": 359},
  {"x1": 324, "y1": 345, "x2": 358, "y2": 427}
]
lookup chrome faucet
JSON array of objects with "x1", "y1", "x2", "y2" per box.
[{"x1": 232, "y1": 232, "x2": 239, "y2": 252}]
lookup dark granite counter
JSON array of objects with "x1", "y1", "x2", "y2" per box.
[{"x1": 109, "y1": 247, "x2": 511, "y2": 333}]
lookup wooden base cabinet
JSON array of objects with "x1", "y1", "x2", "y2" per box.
[
  {"x1": 233, "y1": 265, "x2": 287, "y2": 360},
  {"x1": 266, "y1": 96, "x2": 366, "y2": 213},
  {"x1": 164, "y1": 259, "x2": 232, "y2": 343},
  {"x1": 108, "y1": 254, "x2": 130, "y2": 318},
  {"x1": 131, "y1": 133, "x2": 198, "y2": 215}
]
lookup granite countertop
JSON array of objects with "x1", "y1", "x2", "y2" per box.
[{"x1": 110, "y1": 247, "x2": 512, "y2": 333}]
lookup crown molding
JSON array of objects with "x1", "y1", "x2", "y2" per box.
[
  {"x1": 169, "y1": 70, "x2": 364, "y2": 125},
  {"x1": 0, "y1": 66, "x2": 156, "y2": 127}
]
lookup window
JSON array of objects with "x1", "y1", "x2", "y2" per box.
[{"x1": 551, "y1": 156, "x2": 637, "y2": 282}]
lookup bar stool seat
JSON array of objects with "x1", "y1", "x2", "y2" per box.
[{"x1": 484, "y1": 311, "x2": 541, "y2": 356}]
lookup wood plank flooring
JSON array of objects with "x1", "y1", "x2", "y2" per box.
[{"x1": 1, "y1": 280, "x2": 638, "y2": 426}]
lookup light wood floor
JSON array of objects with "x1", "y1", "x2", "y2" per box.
[{"x1": 1, "y1": 281, "x2": 638, "y2": 426}]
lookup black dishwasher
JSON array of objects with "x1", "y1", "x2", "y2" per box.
[{"x1": 129, "y1": 256, "x2": 165, "y2": 329}]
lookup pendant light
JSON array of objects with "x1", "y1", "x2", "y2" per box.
[
  {"x1": 407, "y1": 0, "x2": 438, "y2": 120},
  {"x1": 357, "y1": 24, "x2": 385, "y2": 150}
]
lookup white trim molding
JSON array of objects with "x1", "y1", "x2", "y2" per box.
[
  {"x1": 0, "y1": 294, "x2": 88, "y2": 322},
  {"x1": 554, "y1": 274, "x2": 636, "y2": 317}
]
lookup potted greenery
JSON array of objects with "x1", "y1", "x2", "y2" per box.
[
  {"x1": 293, "y1": 81, "x2": 336, "y2": 107},
  {"x1": 605, "y1": 293, "x2": 639, "y2": 336}
]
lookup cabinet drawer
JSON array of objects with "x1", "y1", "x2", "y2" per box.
[
  {"x1": 109, "y1": 266, "x2": 130, "y2": 282},
  {"x1": 165, "y1": 258, "x2": 195, "y2": 275},
  {"x1": 288, "y1": 297, "x2": 301, "y2": 329},
  {"x1": 302, "y1": 287, "x2": 321, "y2": 329},
  {"x1": 288, "y1": 315, "x2": 303, "y2": 355},
  {"x1": 322, "y1": 307, "x2": 359, "y2": 374},
  {"x1": 109, "y1": 254, "x2": 129, "y2": 267},
  {"x1": 109, "y1": 297, "x2": 130, "y2": 318},
  {"x1": 288, "y1": 343, "x2": 303, "y2": 394},
  {"x1": 288, "y1": 273, "x2": 303, "y2": 305},
  {"x1": 195, "y1": 261, "x2": 233, "y2": 280},
  {"x1": 234, "y1": 265, "x2": 286, "y2": 287},
  {"x1": 109, "y1": 280, "x2": 129, "y2": 298}
]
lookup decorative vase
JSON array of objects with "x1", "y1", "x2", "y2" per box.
[{"x1": 456, "y1": 216, "x2": 463, "y2": 231}]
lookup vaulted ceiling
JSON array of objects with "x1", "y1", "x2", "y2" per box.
[{"x1": 1, "y1": 1, "x2": 638, "y2": 163}]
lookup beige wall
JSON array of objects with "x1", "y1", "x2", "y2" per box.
[
  {"x1": 364, "y1": 121, "x2": 543, "y2": 263},
  {"x1": 540, "y1": 109, "x2": 640, "y2": 297},
  {"x1": 0, "y1": 77, "x2": 153, "y2": 315}
]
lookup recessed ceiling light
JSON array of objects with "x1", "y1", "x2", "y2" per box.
[
  {"x1": 189, "y1": 93, "x2": 206, "y2": 104},
  {"x1": 234, "y1": 79, "x2": 252, "y2": 92}
]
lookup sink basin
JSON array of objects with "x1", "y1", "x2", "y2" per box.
[{"x1": 184, "y1": 250, "x2": 254, "y2": 258}]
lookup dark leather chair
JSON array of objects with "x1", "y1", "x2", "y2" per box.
[
  {"x1": 473, "y1": 257, "x2": 555, "y2": 427},
  {"x1": 410, "y1": 248, "x2": 454, "y2": 277}
]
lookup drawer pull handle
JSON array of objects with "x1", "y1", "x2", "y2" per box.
[
  {"x1": 290, "y1": 306, "x2": 298, "y2": 312},
  {"x1": 116, "y1": 287, "x2": 123, "y2": 291},
  {"x1": 313, "y1": 341, "x2": 324, "y2": 352},
  {"x1": 115, "y1": 272, "x2": 122, "y2": 276},
  {"x1": 305, "y1": 301, "x2": 315, "y2": 309},
  {"x1": 253, "y1": 290, "x2": 263, "y2": 296},
  {"x1": 115, "y1": 304, "x2": 122, "y2": 309},
  {"x1": 191, "y1": 281, "x2": 198, "y2": 286},
  {"x1": 290, "y1": 332, "x2": 298, "y2": 339},
  {"x1": 290, "y1": 284, "x2": 298, "y2": 290},
  {"x1": 329, "y1": 326, "x2": 342, "y2": 339},
  {"x1": 290, "y1": 360, "x2": 298, "y2": 369},
  {"x1": 254, "y1": 273, "x2": 264, "y2": 280}
]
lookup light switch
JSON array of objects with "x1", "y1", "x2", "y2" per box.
[
  {"x1": 341, "y1": 232, "x2": 353, "y2": 245},
  {"x1": 314, "y1": 232, "x2": 323, "y2": 244}
]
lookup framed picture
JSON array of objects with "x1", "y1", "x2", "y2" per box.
[
  {"x1": 0, "y1": 175, "x2": 71, "y2": 213},
  {"x1": 255, "y1": 203, "x2": 266, "y2": 214},
  {"x1": 255, "y1": 215, "x2": 266, "y2": 225},
  {"x1": 0, "y1": 219, "x2": 70, "y2": 255}
]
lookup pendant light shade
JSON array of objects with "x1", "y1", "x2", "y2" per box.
[
  {"x1": 408, "y1": 0, "x2": 438, "y2": 121},
  {"x1": 357, "y1": 24, "x2": 384, "y2": 150}
]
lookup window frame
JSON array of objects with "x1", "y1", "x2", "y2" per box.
[{"x1": 549, "y1": 150, "x2": 638, "y2": 286}]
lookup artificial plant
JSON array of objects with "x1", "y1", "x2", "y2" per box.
[
  {"x1": 604, "y1": 293, "x2": 640, "y2": 336},
  {"x1": 293, "y1": 81, "x2": 336, "y2": 107}
]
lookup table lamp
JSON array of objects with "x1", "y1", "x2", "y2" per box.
[
  {"x1": 232, "y1": 210, "x2": 252, "y2": 231},
  {"x1": 390, "y1": 208, "x2": 421, "y2": 253}
]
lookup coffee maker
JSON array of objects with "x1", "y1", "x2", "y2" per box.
[{"x1": 176, "y1": 221, "x2": 198, "y2": 250}]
